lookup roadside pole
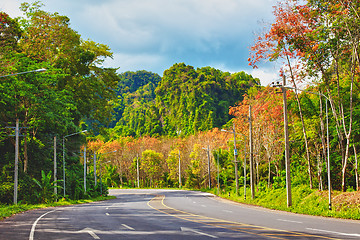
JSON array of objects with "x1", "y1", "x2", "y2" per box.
[
  {"x1": 178, "y1": 150, "x2": 182, "y2": 188},
  {"x1": 54, "y1": 136, "x2": 57, "y2": 197},
  {"x1": 14, "y1": 119, "x2": 19, "y2": 205},
  {"x1": 282, "y1": 75, "x2": 292, "y2": 207}
]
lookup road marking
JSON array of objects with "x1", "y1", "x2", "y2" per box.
[
  {"x1": 88, "y1": 231, "x2": 100, "y2": 239},
  {"x1": 181, "y1": 227, "x2": 218, "y2": 238},
  {"x1": 29, "y1": 210, "x2": 56, "y2": 240},
  {"x1": 277, "y1": 219, "x2": 303, "y2": 224},
  {"x1": 306, "y1": 228, "x2": 360, "y2": 238},
  {"x1": 222, "y1": 210, "x2": 233, "y2": 213},
  {"x1": 106, "y1": 207, "x2": 109, "y2": 210},
  {"x1": 121, "y1": 224, "x2": 135, "y2": 230},
  {"x1": 148, "y1": 195, "x2": 340, "y2": 240},
  {"x1": 201, "y1": 205, "x2": 206, "y2": 207},
  {"x1": 80, "y1": 228, "x2": 100, "y2": 239},
  {"x1": 106, "y1": 213, "x2": 110, "y2": 216}
]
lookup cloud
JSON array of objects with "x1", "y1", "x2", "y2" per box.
[
  {"x1": 250, "y1": 68, "x2": 279, "y2": 86},
  {"x1": 103, "y1": 52, "x2": 167, "y2": 74},
  {"x1": 1, "y1": 0, "x2": 278, "y2": 84}
]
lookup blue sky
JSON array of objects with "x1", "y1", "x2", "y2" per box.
[{"x1": 1, "y1": 0, "x2": 280, "y2": 85}]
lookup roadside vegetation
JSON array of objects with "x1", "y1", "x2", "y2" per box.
[
  {"x1": 0, "y1": 195, "x2": 116, "y2": 221},
  {"x1": 208, "y1": 185, "x2": 360, "y2": 220},
  {"x1": 1, "y1": 0, "x2": 360, "y2": 222}
]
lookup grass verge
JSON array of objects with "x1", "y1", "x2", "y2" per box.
[
  {"x1": 207, "y1": 185, "x2": 360, "y2": 220},
  {"x1": 0, "y1": 195, "x2": 116, "y2": 221}
]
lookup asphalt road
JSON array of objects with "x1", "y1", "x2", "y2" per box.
[{"x1": 0, "y1": 189, "x2": 359, "y2": 239}]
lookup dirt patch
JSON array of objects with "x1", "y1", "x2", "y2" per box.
[{"x1": 332, "y1": 191, "x2": 360, "y2": 210}]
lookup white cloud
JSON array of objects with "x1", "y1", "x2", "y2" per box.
[
  {"x1": 103, "y1": 52, "x2": 167, "y2": 74},
  {"x1": 1, "y1": 0, "x2": 279, "y2": 84},
  {"x1": 250, "y1": 68, "x2": 279, "y2": 86}
]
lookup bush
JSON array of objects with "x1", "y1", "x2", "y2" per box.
[{"x1": 0, "y1": 182, "x2": 13, "y2": 204}]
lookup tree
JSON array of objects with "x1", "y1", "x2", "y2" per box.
[
  {"x1": 166, "y1": 149, "x2": 180, "y2": 185},
  {"x1": 0, "y1": 12, "x2": 21, "y2": 51},
  {"x1": 140, "y1": 149, "x2": 163, "y2": 187},
  {"x1": 18, "y1": 2, "x2": 118, "y2": 130}
]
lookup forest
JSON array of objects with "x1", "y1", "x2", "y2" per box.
[{"x1": 1, "y1": 0, "x2": 360, "y2": 206}]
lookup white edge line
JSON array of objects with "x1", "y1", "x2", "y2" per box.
[
  {"x1": 306, "y1": 228, "x2": 360, "y2": 237},
  {"x1": 29, "y1": 210, "x2": 56, "y2": 240}
]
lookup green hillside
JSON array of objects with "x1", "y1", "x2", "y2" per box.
[{"x1": 109, "y1": 64, "x2": 259, "y2": 138}]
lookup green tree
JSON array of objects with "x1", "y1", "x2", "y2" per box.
[
  {"x1": 166, "y1": 149, "x2": 180, "y2": 184},
  {"x1": 140, "y1": 150, "x2": 163, "y2": 187}
]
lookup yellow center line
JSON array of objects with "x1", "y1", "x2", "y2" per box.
[{"x1": 147, "y1": 195, "x2": 341, "y2": 240}]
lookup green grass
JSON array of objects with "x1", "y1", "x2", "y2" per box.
[
  {"x1": 207, "y1": 185, "x2": 360, "y2": 220},
  {"x1": 0, "y1": 195, "x2": 116, "y2": 220}
]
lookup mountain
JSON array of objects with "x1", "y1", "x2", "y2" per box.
[{"x1": 109, "y1": 63, "x2": 259, "y2": 138}]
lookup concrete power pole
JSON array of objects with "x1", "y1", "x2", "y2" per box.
[
  {"x1": 207, "y1": 146, "x2": 211, "y2": 189},
  {"x1": 232, "y1": 122, "x2": 239, "y2": 195},
  {"x1": 14, "y1": 119, "x2": 19, "y2": 205},
  {"x1": 178, "y1": 150, "x2": 182, "y2": 188},
  {"x1": 54, "y1": 136, "x2": 57, "y2": 197},
  {"x1": 249, "y1": 106, "x2": 255, "y2": 199},
  {"x1": 282, "y1": 75, "x2": 292, "y2": 207},
  {"x1": 94, "y1": 153, "x2": 97, "y2": 186},
  {"x1": 137, "y1": 154, "x2": 140, "y2": 188},
  {"x1": 84, "y1": 146, "x2": 87, "y2": 193}
]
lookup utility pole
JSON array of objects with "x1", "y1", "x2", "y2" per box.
[
  {"x1": 221, "y1": 124, "x2": 247, "y2": 197},
  {"x1": 326, "y1": 99, "x2": 331, "y2": 210},
  {"x1": 178, "y1": 150, "x2": 182, "y2": 188},
  {"x1": 54, "y1": 136, "x2": 57, "y2": 197},
  {"x1": 249, "y1": 106, "x2": 255, "y2": 199},
  {"x1": 282, "y1": 75, "x2": 292, "y2": 207},
  {"x1": 203, "y1": 146, "x2": 211, "y2": 189},
  {"x1": 137, "y1": 154, "x2": 140, "y2": 188},
  {"x1": 243, "y1": 135, "x2": 247, "y2": 200},
  {"x1": 14, "y1": 119, "x2": 19, "y2": 205},
  {"x1": 6, "y1": 119, "x2": 24, "y2": 204},
  {"x1": 207, "y1": 146, "x2": 211, "y2": 189},
  {"x1": 84, "y1": 146, "x2": 87, "y2": 193},
  {"x1": 217, "y1": 151, "x2": 220, "y2": 195},
  {"x1": 94, "y1": 153, "x2": 97, "y2": 186},
  {"x1": 232, "y1": 123, "x2": 239, "y2": 195},
  {"x1": 63, "y1": 137, "x2": 65, "y2": 197}
]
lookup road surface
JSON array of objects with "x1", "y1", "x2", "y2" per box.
[{"x1": 0, "y1": 189, "x2": 359, "y2": 239}]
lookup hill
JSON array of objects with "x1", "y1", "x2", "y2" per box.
[{"x1": 109, "y1": 63, "x2": 259, "y2": 138}]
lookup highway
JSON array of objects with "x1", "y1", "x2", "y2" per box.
[{"x1": 0, "y1": 189, "x2": 359, "y2": 239}]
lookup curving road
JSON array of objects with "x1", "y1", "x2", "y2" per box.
[{"x1": 0, "y1": 189, "x2": 359, "y2": 239}]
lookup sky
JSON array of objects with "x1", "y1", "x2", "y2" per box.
[{"x1": 0, "y1": 0, "x2": 280, "y2": 85}]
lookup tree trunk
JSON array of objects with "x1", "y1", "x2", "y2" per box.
[
  {"x1": 23, "y1": 111, "x2": 29, "y2": 173},
  {"x1": 340, "y1": 59, "x2": 355, "y2": 192},
  {"x1": 268, "y1": 156, "x2": 271, "y2": 188},
  {"x1": 315, "y1": 142, "x2": 323, "y2": 191},
  {"x1": 353, "y1": 145, "x2": 359, "y2": 191}
]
